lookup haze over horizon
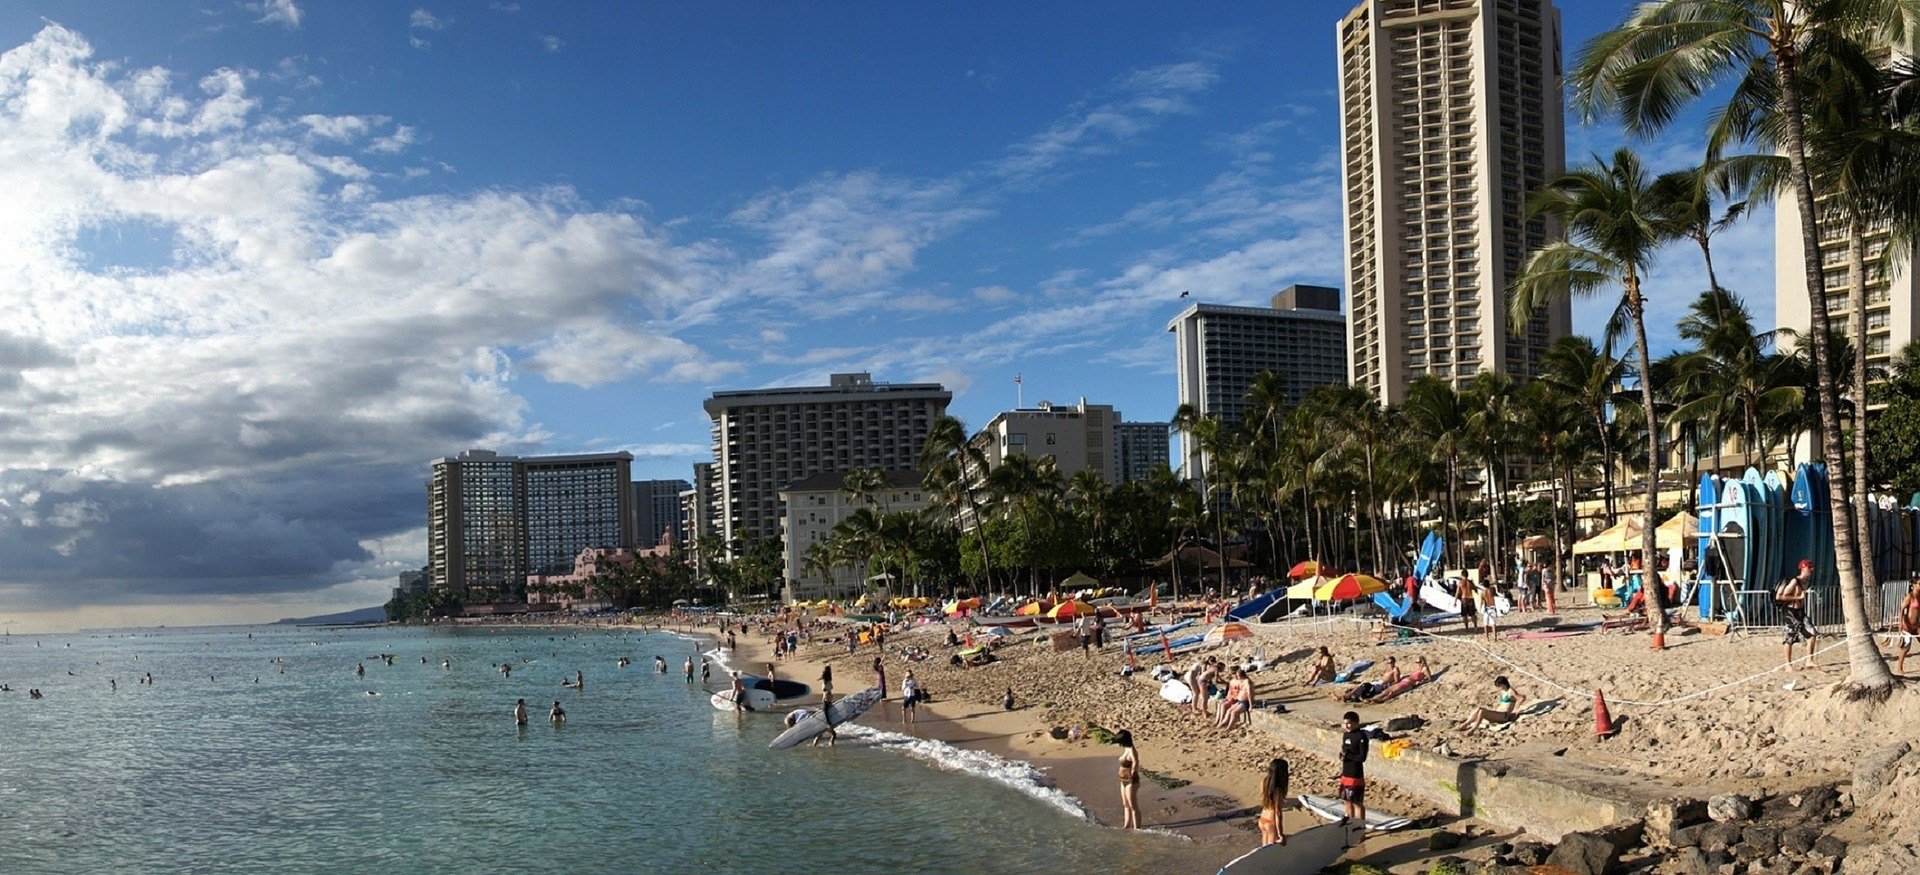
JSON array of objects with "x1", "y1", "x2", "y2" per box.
[{"x1": 0, "y1": 1, "x2": 1759, "y2": 632}]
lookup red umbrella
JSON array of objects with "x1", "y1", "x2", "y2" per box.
[{"x1": 1288, "y1": 561, "x2": 1328, "y2": 579}]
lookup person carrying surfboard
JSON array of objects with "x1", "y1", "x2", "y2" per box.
[{"x1": 1776, "y1": 560, "x2": 1819, "y2": 670}]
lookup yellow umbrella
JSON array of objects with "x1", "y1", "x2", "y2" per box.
[
  {"x1": 1016, "y1": 601, "x2": 1048, "y2": 616},
  {"x1": 1314, "y1": 573, "x2": 1388, "y2": 601},
  {"x1": 1284, "y1": 578, "x2": 1322, "y2": 600},
  {"x1": 1047, "y1": 600, "x2": 1095, "y2": 619}
]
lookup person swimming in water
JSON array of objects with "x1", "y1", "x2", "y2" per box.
[
  {"x1": 514, "y1": 699, "x2": 528, "y2": 725},
  {"x1": 549, "y1": 701, "x2": 565, "y2": 724},
  {"x1": 654, "y1": 656, "x2": 667, "y2": 674},
  {"x1": 355, "y1": 663, "x2": 365, "y2": 677}
]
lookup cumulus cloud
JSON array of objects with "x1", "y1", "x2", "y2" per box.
[
  {"x1": 0, "y1": 25, "x2": 719, "y2": 609},
  {"x1": 540, "y1": 34, "x2": 563, "y2": 53},
  {"x1": 410, "y1": 9, "x2": 445, "y2": 30}
]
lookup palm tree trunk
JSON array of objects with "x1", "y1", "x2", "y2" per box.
[
  {"x1": 1698, "y1": 231, "x2": 1721, "y2": 294},
  {"x1": 1776, "y1": 53, "x2": 1894, "y2": 690},
  {"x1": 1847, "y1": 213, "x2": 1884, "y2": 621},
  {"x1": 1627, "y1": 278, "x2": 1668, "y2": 634},
  {"x1": 1446, "y1": 455, "x2": 1463, "y2": 573}
]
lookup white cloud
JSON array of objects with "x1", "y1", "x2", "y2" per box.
[
  {"x1": 410, "y1": 9, "x2": 445, "y2": 30},
  {"x1": 989, "y1": 60, "x2": 1218, "y2": 182},
  {"x1": 366, "y1": 124, "x2": 416, "y2": 154},
  {"x1": 251, "y1": 0, "x2": 303, "y2": 29},
  {"x1": 541, "y1": 34, "x2": 563, "y2": 53},
  {"x1": 0, "y1": 25, "x2": 726, "y2": 609}
]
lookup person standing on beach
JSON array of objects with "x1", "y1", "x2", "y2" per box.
[
  {"x1": 684, "y1": 657, "x2": 695, "y2": 684},
  {"x1": 1895, "y1": 578, "x2": 1920, "y2": 675},
  {"x1": 1338, "y1": 711, "x2": 1368, "y2": 830},
  {"x1": 900, "y1": 671, "x2": 920, "y2": 725},
  {"x1": 819, "y1": 665, "x2": 834, "y2": 704},
  {"x1": 1258, "y1": 758, "x2": 1288, "y2": 846},
  {"x1": 1776, "y1": 560, "x2": 1818, "y2": 669},
  {"x1": 514, "y1": 699, "x2": 528, "y2": 726},
  {"x1": 872, "y1": 655, "x2": 886, "y2": 703},
  {"x1": 1457, "y1": 574, "x2": 1477, "y2": 631},
  {"x1": 1113, "y1": 729, "x2": 1141, "y2": 830}
]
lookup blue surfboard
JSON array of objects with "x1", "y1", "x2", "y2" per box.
[
  {"x1": 1697, "y1": 473, "x2": 1718, "y2": 619},
  {"x1": 1763, "y1": 470, "x2": 1788, "y2": 594},
  {"x1": 1413, "y1": 531, "x2": 1443, "y2": 581},
  {"x1": 1785, "y1": 465, "x2": 1815, "y2": 583},
  {"x1": 1742, "y1": 469, "x2": 1770, "y2": 593},
  {"x1": 1810, "y1": 464, "x2": 1836, "y2": 588},
  {"x1": 1721, "y1": 480, "x2": 1752, "y2": 595},
  {"x1": 1227, "y1": 590, "x2": 1281, "y2": 622}
]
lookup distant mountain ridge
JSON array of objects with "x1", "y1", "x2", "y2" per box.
[{"x1": 275, "y1": 606, "x2": 387, "y2": 626}]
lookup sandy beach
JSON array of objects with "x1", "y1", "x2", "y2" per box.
[{"x1": 660, "y1": 602, "x2": 1920, "y2": 872}]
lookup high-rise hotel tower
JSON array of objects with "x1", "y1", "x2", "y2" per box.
[{"x1": 1338, "y1": 0, "x2": 1569, "y2": 404}]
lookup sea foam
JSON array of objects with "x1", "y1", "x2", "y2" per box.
[{"x1": 838, "y1": 724, "x2": 1091, "y2": 821}]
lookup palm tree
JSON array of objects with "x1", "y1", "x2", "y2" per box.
[
  {"x1": 920, "y1": 416, "x2": 995, "y2": 588},
  {"x1": 1574, "y1": 0, "x2": 1903, "y2": 688},
  {"x1": 1401, "y1": 376, "x2": 1471, "y2": 572},
  {"x1": 844, "y1": 468, "x2": 889, "y2": 514},
  {"x1": 1511, "y1": 147, "x2": 1678, "y2": 635},
  {"x1": 987, "y1": 452, "x2": 1061, "y2": 595}
]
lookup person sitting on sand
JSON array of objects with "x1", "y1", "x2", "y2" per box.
[
  {"x1": 1215, "y1": 668, "x2": 1255, "y2": 730},
  {"x1": 1338, "y1": 656, "x2": 1400, "y2": 703},
  {"x1": 1452, "y1": 675, "x2": 1522, "y2": 735},
  {"x1": 1304, "y1": 647, "x2": 1336, "y2": 686},
  {"x1": 1365, "y1": 657, "x2": 1432, "y2": 704},
  {"x1": 1258, "y1": 758, "x2": 1288, "y2": 846}
]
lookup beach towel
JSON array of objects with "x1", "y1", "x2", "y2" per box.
[{"x1": 1333, "y1": 660, "x2": 1374, "y2": 683}]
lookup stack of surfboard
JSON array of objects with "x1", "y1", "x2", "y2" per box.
[{"x1": 1697, "y1": 464, "x2": 1839, "y2": 623}]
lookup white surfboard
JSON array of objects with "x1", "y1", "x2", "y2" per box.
[
  {"x1": 710, "y1": 687, "x2": 775, "y2": 711},
  {"x1": 768, "y1": 687, "x2": 884, "y2": 750},
  {"x1": 1216, "y1": 823, "x2": 1349, "y2": 874},
  {"x1": 1419, "y1": 581, "x2": 1460, "y2": 614},
  {"x1": 1298, "y1": 794, "x2": 1414, "y2": 830},
  {"x1": 1160, "y1": 678, "x2": 1194, "y2": 704}
]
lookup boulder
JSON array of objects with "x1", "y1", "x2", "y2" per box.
[
  {"x1": 1671, "y1": 823, "x2": 1710, "y2": 849},
  {"x1": 1646, "y1": 798, "x2": 1710, "y2": 846},
  {"x1": 1544, "y1": 831, "x2": 1619, "y2": 875},
  {"x1": 1732, "y1": 841, "x2": 1772, "y2": 863},
  {"x1": 1591, "y1": 819, "x2": 1645, "y2": 852},
  {"x1": 1852, "y1": 742, "x2": 1911, "y2": 798},
  {"x1": 1671, "y1": 847, "x2": 1713, "y2": 875},
  {"x1": 1506, "y1": 840, "x2": 1551, "y2": 866},
  {"x1": 1708, "y1": 794, "x2": 1755, "y2": 823},
  {"x1": 1796, "y1": 785, "x2": 1840, "y2": 821},
  {"x1": 1697, "y1": 822, "x2": 1744, "y2": 853},
  {"x1": 1385, "y1": 714, "x2": 1425, "y2": 732},
  {"x1": 1426, "y1": 830, "x2": 1463, "y2": 850},
  {"x1": 1810, "y1": 834, "x2": 1848, "y2": 863},
  {"x1": 1779, "y1": 826, "x2": 1820, "y2": 858},
  {"x1": 1741, "y1": 825, "x2": 1781, "y2": 857},
  {"x1": 1837, "y1": 840, "x2": 1920, "y2": 875}
]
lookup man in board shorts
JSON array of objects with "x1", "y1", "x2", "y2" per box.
[
  {"x1": 1776, "y1": 559, "x2": 1818, "y2": 669},
  {"x1": 1895, "y1": 578, "x2": 1920, "y2": 675}
]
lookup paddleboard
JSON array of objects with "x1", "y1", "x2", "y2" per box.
[
  {"x1": 1334, "y1": 660, "x2": 1373, "y2": 683},
  {"x1": 710, "y1": 688, "x2": 775, "y2": 711},
  {"x1": 1228, "y1": 590, "x2": 1282, "y2": 622},
  {"x1": 768, "y1": 687, "x2": 883, "y2": 750},
  {"x1": 1418, "y1": 581, "x2": 1460, "y2": 614},
  {"x1": 1371, "y1": 590, "x2": 1413, "y2": 620},
  {"x1": 1811, "y1": 464, "x2": 1836, "y2": 588},
  {"x1": 1160, "y1": 679, "x2": 1194, "y2": 704},
  {"x1": 1413, "y1": 531, "x2": 1443, "y2": 581},
  {"x1": 1785, "y1": 466, "x2": 1815, "y2": 588},
  {"x1": 1216, "y1": 823, "x2": 1349, "y2": 875},
  {"x1": 1698, "y1": 473, "x2": 1719, "y2": 619},
  {"x1": 1298, "y1": 794, "x2": 1414, "y2": 830},
  {"x1": 1763, "y1": 470, "x2": 1787, "y2": 595}
]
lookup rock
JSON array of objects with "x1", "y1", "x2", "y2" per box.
[
  {"x1": 1733, "y1": 841, "x2": 1772, "y2": 863},
  {"x1": 1427, "y1": 830, "x2": 1463, "y2": 850},
  {"x1": 1704, "y1": 848, "x2": 1733, "y2": 869},
  {"x1": 1741, "y1": 825, "x2": 1781, "y2": 857},
  {"x1": 1852, "y1": 742, "x2": 1911, "y2": 797},
  {"x1": 1385, "y1": 714, "x2": 1424, "y2": 732},
  {"x1": 1545, "y1": 831, "x2": 1619, "y2": 875},
  {"x1": 1507, "y1": 840, "x2": 1550, "y2": 866},
  {"x1": 1591, "y1": 819, "x2": 1645, "y2": 853},
  {"x1": 1796, "y1": 785, "x2": 1840, "y2": 820},
  {"x1": 1429, "y1": 854, "x2": 1467, "y2": 874},
  {"x1": 1708, "y1": 794, "x2": 1755, "y2": 823},
  {"x1": 1672, "y1": 823, "x2": 1710, "y2": 849},
  {"x1": 1647, "y1": 798, "x2": 1710, "y2": 846},
  {"x1": 1698, "y1": 822, "x2": 1744, "y2": 853},
  {"x1": 1780, "y1": 826, "x2": 1820, "y2": 857},
  {"x1": 1810, "y1": 834, "x2": 1847, "y2": 862},
  {"x1": 1672, "y1": 847, "x2": 1713, "y2": 875}
]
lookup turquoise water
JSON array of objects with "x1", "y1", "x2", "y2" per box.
[{"x1": 0, "y1": 626, "x2": 1219, "y2": 873}]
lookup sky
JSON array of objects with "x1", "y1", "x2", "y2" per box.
[{"x1": 0, "y1": 1, "x2": 1766, "y2": 632}]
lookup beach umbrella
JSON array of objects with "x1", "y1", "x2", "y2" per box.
[
  {"x1": 1287, "y1": 561, "x2": 1327, "y2": 579},
  {"x1": 957, "y1": 597, "x2": 982, "y2": 609},
  {"x1": 1204, "y1": 622, "x2": 1253, "y2": 644},
  {"x1": 1047, "y1": 600, "x2": 1095, "y2": 619},
  {"x1": 1016, "y1": 600, "x2": 1050, "y2": 616},
  {"x1": 1314, "y1": 573, "x2": 1388, "y2": 601},
  {"x1": 977, "y1": 626, "x2": 1012, "y2": 638},
  {"x1": 1283, "y1": 578, "x2": 1322, "y2": 600}
]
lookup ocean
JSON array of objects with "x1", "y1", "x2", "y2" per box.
[{"x1": 0, "y1": 625, "x2": 1221, "y2": 873}]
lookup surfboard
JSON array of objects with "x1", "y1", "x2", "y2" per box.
[
  {"x1": 1697, "y1": 473, "x2": 1718, "y2": 621},
  {"x1": 1216, "y1": 823, "x2": 1349, "y2": 875},
  {"x1": 1742, "y1": 469, "x2": 1769, "y2": 595},
  {"x1": 768, "y1": 687, "x2": 884, "y2": 750},
  {"x1": 1413, "y1": 531, "x2": 1443, "y2": 581},
  {"x1": 1763, "y1": 470, "x2": 1787, "y2": 596},
  {"x1": 1298, "y1": 794, "x2": 1415, "y2": 830},
  {"x1": 1810, "y1": 464, "x2": 1837, "y2": 588},
  {"x1": 1160, "y1": 679, "x2": 1194, "y2": 704},
  {"x1": 711, "y1": 688, "x2": 775, "y2": 711},
  {"x1": 1228, "y1": 590, "x2": 1282, "y2": 622},
  {"x1": 1371, "y1": 591, "x2": 1413, "y2": 620},
  {"x1": 1418, "y1": 581, "x2": 1461, "y2": 614},
  {"x1": 1719, "y1": 482, "x2": 1752, "y2": 620},
  {"x1": 1334, "y1": 660, "x2": 1373, "y2": 683},
  {"x1": 1785, "y1": 466, "x2": 1815, "y2": 585}
]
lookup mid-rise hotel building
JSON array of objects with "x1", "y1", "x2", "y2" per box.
[
  {"x1": 427, "y1": 450, "x2": 635, "y2": 601},
  {"x1": 1113, "y1": 421, "x2": 1172, "y2": 483},
  {"x1": 631, "y1": 478, "x2": 691, "y2": 548}
]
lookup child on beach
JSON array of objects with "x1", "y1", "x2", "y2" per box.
[
  {"x1": 1003, "y1": 686, "x2": 1015, "y2": 711},
  {"x1": 1258, "y1": 758, "x2": 1289, "y2": 846},
  {"x1": 1338, "y1": 712, "x2": 1367, "y2": 828},
  {"x1": 1777, "y1": 560, "x2": 1819, "y2": 669}
]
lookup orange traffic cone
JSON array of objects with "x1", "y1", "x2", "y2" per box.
[
  {"x1": 1650, "y1": 628, "x2": 1666, "y2": 651},
  {"x1": 1593, "y1": 689, "x2": 1617, "y2": 737}
]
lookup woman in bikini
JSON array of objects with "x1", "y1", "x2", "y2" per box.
[
  {"x1": 1366, "y1": 657, "x2": 1432, "y2": 704},
  {"x1": 1338, "y1": 656, "x2": 1400, "y2": 703},
  {"x1": 1214, "y1": 669, "x2": 1253, "y2": 730},
  {"x1": 1257, "y1": 757, "x2": 1289, "y2": 846},
  {"x1": 1453, "y1": 675, "x2": 1522, "y2": 734},
  {"x1": 1114, "y1": 729, "x2": 1142, "y2": 830}
]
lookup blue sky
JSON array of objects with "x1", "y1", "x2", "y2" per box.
[{"x1": 0, "y1": 2, "x2": 1767, "y2": 629}]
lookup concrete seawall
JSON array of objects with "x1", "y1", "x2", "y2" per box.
[{"x1": 1249, "y1": 710, "x2": 1658, "y2": 841}]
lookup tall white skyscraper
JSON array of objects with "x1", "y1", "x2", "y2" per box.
[{"x1": 1338, "y1": 0, "x2": 1569, "y2": 404}]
